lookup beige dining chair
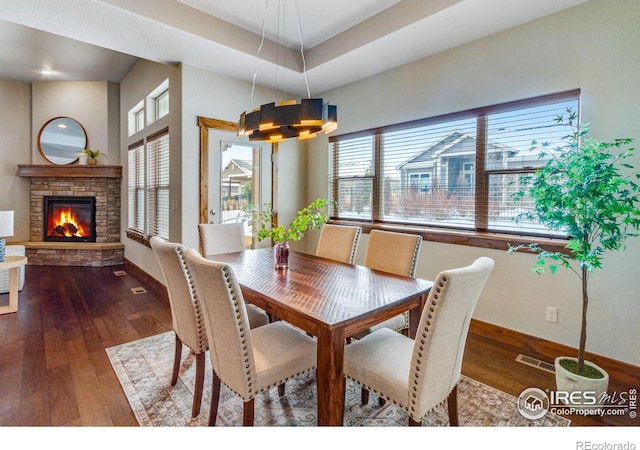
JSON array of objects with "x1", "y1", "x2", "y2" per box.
[
  {"x1": 344, "y1": 256, "x2": 495, "y2": 426},
  {"x1": 150, "y1": 236, "x2": 269, "y2": 418},
  {"x1": 183, "y1": 248, "x2": 318, "y2": 426},
  {"x1": 315, "y1": 224, "x2": 362, "y2": 264},
  {"x1": 357, "y1": 229, "x2": 423, "y2": 337},
  {"x1": 198, "y1": 222, "x2": 246, "y2": 256}
]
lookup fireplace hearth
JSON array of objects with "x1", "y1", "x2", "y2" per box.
[{"x1": 44, "y1": 196, "x2": 96, "y2": 242}]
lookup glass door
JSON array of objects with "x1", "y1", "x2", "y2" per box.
[{"x1": 207, "y1": 136, "x2": 269, "y2": 249}]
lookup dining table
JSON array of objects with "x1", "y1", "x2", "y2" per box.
[{"x1": 207, "y1": 247, "x2": 433, "y2": 426}]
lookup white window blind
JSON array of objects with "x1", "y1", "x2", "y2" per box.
[
  {"x1": 381, "y1": 117, "x2": 477, "y2": 228},
  {"x1": 329, "y1": 90, "x2": 579, "y2": 238},
  {"x1": 328, "y1": 135, "x2": 375, "y2": 220},
  {"x1": 485, "y1": 99, "x2": 578, "y2": 235},
  {"x1": 146, "y1": 128, "x2": 170, "y2": 240},
  {"x1": 128, "y1": 141, "x2": 145, "y2": 235}
]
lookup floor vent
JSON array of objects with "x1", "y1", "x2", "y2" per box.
[
  {"x1": 515, "y1": 354, "x2": 556, "y2": 373},
  {"x1": 131, "y1": 287, "x2": 147, "y2": 295},
  {"x1": 113, "y1": 270, "x2": 127, "y2": 277}
]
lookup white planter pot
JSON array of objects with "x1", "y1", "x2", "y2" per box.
[
  {"x1": 78, "y1": 154, "x2": 88, "y2": 165},
  {"x1": 554, "y1": 357, "x2": 609, "y2": 407}
]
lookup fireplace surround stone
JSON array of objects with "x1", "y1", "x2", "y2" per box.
[{"x1": 17, "y1": 165, "x2": 124, "y2": 267}]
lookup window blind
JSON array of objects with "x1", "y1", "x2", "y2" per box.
[
  {"x1": 328, "y1": 90, "x2": 579, "y2": 237},
  {"x1": 328, "y1": 135, "x2": 375, "y2": 221},
  {"x1": 128, "y1": 141, "x2": 145, "y2": 235},
  {"x1": 146, "y1": 128, "x2": 170, "y2": 240}
]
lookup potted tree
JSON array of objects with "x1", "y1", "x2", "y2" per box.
[
  {"x1": 244, "y1": 198, "x2": 332, "y2": 269},
  {"x1": 510, "y1": 109, "x2": 640, "y2": 404}
]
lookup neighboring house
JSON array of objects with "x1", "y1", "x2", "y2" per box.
[
  {"x1": 221, "y1": 159, "x2": 253, "y2": 201},
  {"x1": 396, "y1": 131, "x2": 518, "y2": 195}
]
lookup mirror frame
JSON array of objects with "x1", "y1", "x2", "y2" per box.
[{"x1": 37, "y1": 116, "x2": 88, "y2": 165}]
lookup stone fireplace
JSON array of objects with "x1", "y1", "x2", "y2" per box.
[{"x1": 17, "y1": 164, "x2": 124, "y2": 266}]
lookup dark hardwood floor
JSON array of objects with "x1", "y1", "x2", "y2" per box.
[{"x1": 0, "y1": 263, "x2": 636, "y2": 426}]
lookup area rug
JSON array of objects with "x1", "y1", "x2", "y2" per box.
[{"x1": 106, "y1": 331, "x2": 570, "y2": 427}]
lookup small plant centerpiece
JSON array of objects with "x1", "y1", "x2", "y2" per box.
[
  {"x1": 245, "y1": 198, "x2": 332, "y2": 269},
  {"x1": 78, "y1": 148, "x2": 106, "y2": 165},
  {"x1": 510, "y1": 109, "x2": 640, "y2": 403}
]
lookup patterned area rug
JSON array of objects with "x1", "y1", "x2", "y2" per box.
[{"x1": 106, "y1": 331, "x2": 570, "y2": 427}]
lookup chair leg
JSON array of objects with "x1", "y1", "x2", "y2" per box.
[
  {"x1": 361, "y1": 387, "x2": 369, "y2": 405},
  {"x1": 409, "y1": 416, "x2": 422, "y2": 426},
  {"x1": 447, "y1": 385, "x2": 459, "y2": 426},
  {"x1": 191, "y1": 352, "x2": 205, "y2": 418},
  {"x1": 171, "y1": 333, "x2": 182, "y2": 386},
  {"x1": 378, "y1": 397, "x2": 386, "y2": 406},
  {"x1": 278, "y1": 383, "x2": 285, "y2": 396},
  {"x1": 243, "y1": 399, "x2": 255, "y2": 426},
  {"x1": 208, "y1": 371, "x2": 221, "y2": 426}
]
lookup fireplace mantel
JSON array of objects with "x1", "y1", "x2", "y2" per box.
[{"x1": 17, "y1": 164, "x2": 122, "y2": 178}]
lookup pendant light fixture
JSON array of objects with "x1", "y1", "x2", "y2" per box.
[{"x1": 237, "y1": 0, "x2": 337, "y2": 143}]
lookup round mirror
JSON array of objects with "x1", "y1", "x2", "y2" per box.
[{"x1": 37, "y1": 117, "x2": 88, "y2": 165}]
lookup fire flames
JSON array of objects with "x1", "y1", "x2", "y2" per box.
[{"x1": 49, "y1": 208, "x2": 88, "y2": 237}]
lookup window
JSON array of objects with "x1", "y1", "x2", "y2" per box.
[
  {"x1": 155, "y1": 89, "x2": 169, "y2": 120},
  {"x1": 127, "y1": 128, "x2": 170, "y2": 242},
  {"x1": 128, "y1": 140, "x2": 145, "y2": 235},
  {"x1": 329, "y1": 90, "x2": 580, "y2": 239},
  {"x1": 128, "y1": 101, "x2": 144, "y2": 136},
  {"x1": 146, "y1": 129, "x2": 170, "y2": 239},
  {"x1": 127, "y1": 80, "x2": 169, "y2": 136}
]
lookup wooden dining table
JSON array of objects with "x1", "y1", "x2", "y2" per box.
[{"x1": 207, "y1": 247, "x2": 433, "y2": 426}]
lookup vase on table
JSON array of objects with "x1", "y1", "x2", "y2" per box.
[{"x1": 274, "y1": 241, "x2": 289, "y2": 270}]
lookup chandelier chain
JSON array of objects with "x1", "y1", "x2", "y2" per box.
[
  {"x1": 250, "y1": 0, "x2": 270, "y2": 110},
  {"x1": 295, "y1": 0, "x2": 311, "y2": 99}
]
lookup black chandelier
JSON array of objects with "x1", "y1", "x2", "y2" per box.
[
  {"x1": 238, "y1": 98, "x2": 337, "y2": 143},
  {"x1": 237, "y1": 1, "x2": 337, "y2": 143}
]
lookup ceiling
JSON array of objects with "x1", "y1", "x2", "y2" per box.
[{"x1": 0, "y1": 0, "x2": 588, "y2": 96}]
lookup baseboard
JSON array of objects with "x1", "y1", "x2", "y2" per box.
[
  {"x1": 469, "y1": 319, "x2": 638, "y2": 386},
  {"x1": 123, "y1": 258, "x2": 168, "y2": 301}
]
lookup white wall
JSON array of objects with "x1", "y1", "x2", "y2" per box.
[
  {"x1": 180, "y1": 64, "x2": 305, "y2": 252},
  {"x1": 119, "y1": 59, "x2": 181, "y2": 282},
  {"x1": 0, "y1": 80, "x2": 31, "y2": 241},
  {"x1": 306, "y1": 0, "x2": 640, "y2": 365},
  {"x1": 32, "y1": 81, "x2": 118, "y2": 163}
]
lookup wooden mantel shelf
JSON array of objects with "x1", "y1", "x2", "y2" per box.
[{"x1": 17, "y1": 164, "x2": 122, "y2": 178}]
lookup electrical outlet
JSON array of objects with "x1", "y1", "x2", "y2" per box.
[{"x1": 545, "y1": 306, "x2": 558, "y2": 323}]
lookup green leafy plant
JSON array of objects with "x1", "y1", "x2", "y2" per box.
[
  {"x1": 244, "y1": 198, "x2": 333, "y2": 244},
  {"x1": 79, "y1": 148, "x2": 107, "y2": 160},
  {"x1": 509, "y1": 109, "x2": 640, "y2": 375}
]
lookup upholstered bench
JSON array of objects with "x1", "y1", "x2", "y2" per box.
[{"x1": 0, "y1": 244, "x2": 26, "y2": 294}]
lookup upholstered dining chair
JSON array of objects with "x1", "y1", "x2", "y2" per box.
[
  {"x1": 315, "y1": 224, "x2": 362, "y2": 264},
  {"x1": 183, "y1": 249, "x2": 318, "y2": 426},
  {"x1": 198, "y1": 222, "x2": 246, "y2": 256},
  {"x1": 150, "y1": 236, "x2": 269, "y2": 418},
  {"x1": 357, "y1": 229, "x2": 423, "y2": 337},
  {"x1": 343, "y1": 257, "x2": 495, "y2": 426}
]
